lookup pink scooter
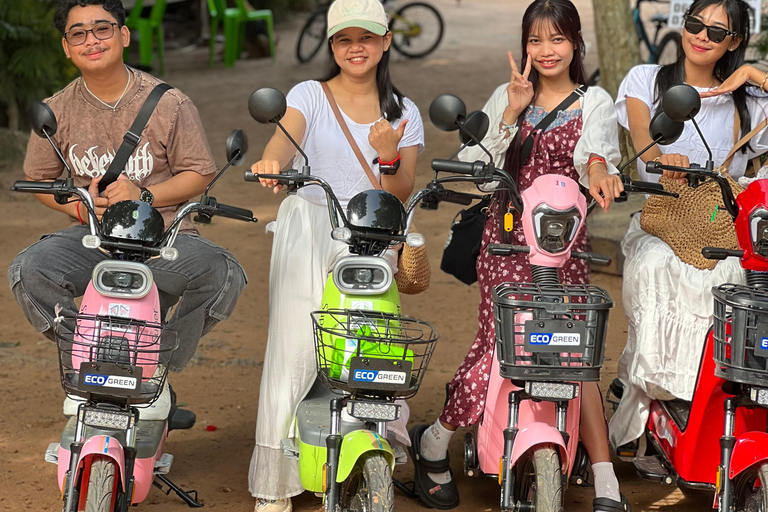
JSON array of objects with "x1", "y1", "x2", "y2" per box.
[
  {"x1": 417, "y1": 95, "x2": 677, "y2": 511},
  {"x1": 12, "y1": 103, "x2": 256, "y2": 511}
]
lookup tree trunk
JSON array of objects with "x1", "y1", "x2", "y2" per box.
[
  {"x1": 7, "y1": 100, "x2": 19, "y2": 132},
  {"x1": 592, "y1": 0, "x2": 641, "y2": 176}
]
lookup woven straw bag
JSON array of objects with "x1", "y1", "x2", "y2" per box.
[
  {"x1": 640, "y1": 171, "x2": 743, "y2": 270},
  {"x1": 395, "y1": 233, "x2": 431, "y2": 294}
]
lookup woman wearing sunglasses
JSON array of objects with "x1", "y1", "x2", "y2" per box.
[{"x1": 608, "y1": 0, "x2": 768, "y2": 453}]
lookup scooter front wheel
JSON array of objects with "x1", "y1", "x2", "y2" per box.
[
  {"x1": 82, "y1": 456, "x2": 119, "y2": 512},
  {"x1": 734, "y1": 462, "x2": 768, "y2": 512},
  {"x1": 339, "y1": 453, "x2": 393, "y2": 512},
  {"x1": 514, "y1": 446, "x2": 562, "y2": 512}
]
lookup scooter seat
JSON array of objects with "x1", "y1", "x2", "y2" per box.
[
  {"x1": 168, "y1": 408, "x2": 196, "y2": 431},
  {"x1": 661, "y1": 399, "x2": 692, "y2": 431}
]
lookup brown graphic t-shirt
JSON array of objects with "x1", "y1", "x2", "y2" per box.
[{"x1": 24, "y1": 68, "x2": 216, "y2": 233}]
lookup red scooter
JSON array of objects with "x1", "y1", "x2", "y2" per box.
[{"x1": 629, "y1": 84, "x2": 768, "y2": 511}]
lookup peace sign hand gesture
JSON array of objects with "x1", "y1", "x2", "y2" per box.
[{"x1": 504, "y1": 52, "x2": 534, "y2": 123}]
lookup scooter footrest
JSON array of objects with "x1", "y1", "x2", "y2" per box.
[
  {"x1": 153, "y1": 452, "x2": 173, "y2": 475},
  {"x1": 394, "y1": 445, "x2": 408, "y2": 465},
  {"x1": 633, "y1": 455, "x2": 675, "y2": 484},
  {"x1": 280, "y1": 438, "x2": 299, "y2": 459},
  {"x1": 44, "y1": 442, "x2": 60, "y2": 464}
]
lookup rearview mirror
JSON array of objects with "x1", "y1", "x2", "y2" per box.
[
  {"x1": 226, "y1": 129, "x2": 248, "y2": 165},
  {"x1": 429, "y1": 94, "x2": 467, "y2": 132},
  {"x1": 662, "y1": 84, "x2": 700, "y2": 123},
  {"x1": 248, "y1": 88, "x2": 287, "y2": 124},
  {"x1": 649, "y1": 112, "x2": 685, "y2": 145},
  {"x1": 459, "y1": 111, "x2": 489, "y2": 146},
  {"x1": 27, "y1": 102, "x2": 58, "y2": 138}
]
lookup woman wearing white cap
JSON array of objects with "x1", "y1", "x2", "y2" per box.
[{"x1": 247, "y1": 0, "x2": 425, "y2": 509}]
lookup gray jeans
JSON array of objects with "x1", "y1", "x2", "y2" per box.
[{"x1": 8, "y1": 225, "x2": 247, "y2": 371}]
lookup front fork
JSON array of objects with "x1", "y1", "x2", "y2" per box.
[
  {"x1": 499, "y1": 389, "x2": 570, "y2": 512},
  {"x1": 718, "y1": 396, "x2": 741, "y2": 512}
]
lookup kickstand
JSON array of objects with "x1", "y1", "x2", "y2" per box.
[
  {"x1": 153, "y1": 474, "x2": 204, "y2": 507},
  {"x1": 393, "y1": 479, "x2": 418, "y2": 499}
]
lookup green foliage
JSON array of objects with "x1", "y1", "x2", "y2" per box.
[
  {"x1": 754, "y1": 14, "x2": 768, "y2": 61},
  {"x1": 0, "y1": 0, "x2": 77, "y2": 128}
]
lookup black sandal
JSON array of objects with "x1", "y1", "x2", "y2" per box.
[
  {"x1": 593, "y1": 494, "x2": 631, "y2": 512},
  {"x1": 407, "y1": 424, "x2": 460, "y2": 510}
]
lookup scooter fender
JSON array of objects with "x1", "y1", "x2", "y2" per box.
[
  {"x1": 72, "y1": 435, "x2": 126, "y2": 491},
  {"x1": 729, "y1": 432, "x2": 768, "y2": 479},
  {"x1": 336, "y1": 430, "x2": 395, "y2": 482},
  {"x1": 509, "y1": 422, "x2": 568, "y2": 473}
]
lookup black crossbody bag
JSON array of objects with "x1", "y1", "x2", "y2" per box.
[
  {"x1": 98, "y1": 83, "x2": 173, "y2": 193},
  {"x1": 440, "y1": 85, "x2": 587, "y2": 285}
]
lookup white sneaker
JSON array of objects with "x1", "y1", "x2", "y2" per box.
[{"x1": 254, "y1": 498, "x2": 292, "y2": 512}]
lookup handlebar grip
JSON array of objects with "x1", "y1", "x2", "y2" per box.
[
  {"x1": 431, "y1": 159, "x2": 477, "y2": 175},
  {"x1": 244, "y1": 170, "x2": 259, "y2": 182},
  {"x1": 216, "y1": 203, "x2": 257, "y2": 222},
  {"x1": 11, "y1": 180, "x2": 58, "y2": 193},
  {"x1": 645, "y1": 161, "x2": 663, "y2": 175},
  {"x1": 440, "y1": 190, "x2": 477, "y2": 206},
  {"x1": 487, "y1": 243, "x2": 530, "y2": 256},
  {"x1": 571, "y1": 251, "x2": 612, "y2": 266},
  {"x1": 702, "y1": 247, "x2": 744, "y2": 260}
]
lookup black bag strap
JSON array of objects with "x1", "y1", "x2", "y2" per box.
[
  {"x1": 519, "y1": 84, "x2": 587, "y2": 166},
  {"x1": 98, "y1": 83, "x2": 173, "y2": 193}
]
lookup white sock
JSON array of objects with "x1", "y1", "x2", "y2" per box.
[
  {"x1": 592, "y1": 462, "x2": 621, "y2": 505},
  {"x1": 420, "y1": 420, "x2": 455, "y2": 485}
]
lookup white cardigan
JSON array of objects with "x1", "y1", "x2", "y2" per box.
[{"x1": 458, "y1": 83, "x2": 621, "y2": 189}]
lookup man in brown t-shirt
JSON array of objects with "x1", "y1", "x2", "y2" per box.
[{"x1": 8, "y1": 0, "x2": 247, "y2": 372}]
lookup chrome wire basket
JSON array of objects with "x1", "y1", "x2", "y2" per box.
[
  {"x1": 713, "y1": 284, "x2": 768, "y2": 387},
  {"x1": 54, "y1": 313, "x2": 178, "y2": 405},
  {"x1": 493, "y1": 283, "x2": 613, "y2": 382},
  {"x1": 311, "y1": 309, "x2": 438, "y2": 399}
]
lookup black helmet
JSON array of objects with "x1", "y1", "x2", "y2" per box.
[
  {"x1": 100, "y1": 200, "x2": 165, "y2": 244},
  {"x1": 346, "y1": 190, "x2": 406, "y2": 234}
]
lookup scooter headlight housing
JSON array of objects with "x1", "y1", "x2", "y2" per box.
[
  {"x1": 93, "y1": 261, "x2": 153, "y2": 299},
  {"x1": 750, "y1": 208, "x2": 768, "y2": 259},
  {"x1": 532, "y1": 204, "x2": 582, "y2": 254},
  {"x1": 332, "y1": 257, "x2": 393, "y2": 295}
]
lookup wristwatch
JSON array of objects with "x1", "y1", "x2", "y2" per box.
[
  {"x1": 377, "y1": 154, "x2": 401, "y2": 175},
  {"x1": 139, "y1": 187, "x2": 154, "y2": 206}
]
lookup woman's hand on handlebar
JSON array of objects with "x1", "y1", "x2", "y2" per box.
[
  {"x1": 251, "y1": 160, "x2": 284, "y2": 193},
  {"x1": 659, "y1": 153, "x2": 689, "y2": 183},
  {"x1": 588, "y1": 166, "x2": 624, "y2": 211}
]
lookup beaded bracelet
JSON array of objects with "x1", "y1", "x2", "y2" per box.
[{"x1": 761, "y1": 71, "x2": 768, "y2": 92}]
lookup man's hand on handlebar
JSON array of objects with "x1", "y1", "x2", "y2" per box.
[
  {"x1": 87, "y1": 176, "x2": 109, "y2": 221},
  {"x1": 251, "y1": 160, "x2": 285, "y2": 193},
  {"x1": 658, "y1": 153, "x2": 689, "y2": 184},
  {"x1": 588, "y1": 167, "x2": 624, "y2": 211}
]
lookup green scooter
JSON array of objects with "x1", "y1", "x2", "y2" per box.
[{"x1": 245, "y1": 88, "x2": 438, "y2": 512}]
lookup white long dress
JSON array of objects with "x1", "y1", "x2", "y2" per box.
[
  {"x1": 248, "y1": 81, "x2": 424, "y2": 500},
  {"x1": 608, "y1": 65, "x2": 768, "y2": 449}
]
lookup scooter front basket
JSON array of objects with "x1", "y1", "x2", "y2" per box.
[
  {"x1": 311, "y1": 309, "x2": 438, "y2": 399},
  {"x1": 713, "y1": 283, "x2": 768, "y2": 387},
  {"x1": 54, "y1": 313, "x2": 178, "y2": 405},
  {"x1": 493, "y1": 283, "x2": 612, "y2": 382}
]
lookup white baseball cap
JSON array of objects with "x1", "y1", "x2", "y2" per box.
[{"x1": 327, "y1": 0, "x2": 389, "y2": 38}]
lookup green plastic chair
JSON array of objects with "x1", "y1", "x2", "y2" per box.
[
  {"x1": 232, "y1": 0, "x2": 275, "y2": 66},
  {"x1": 124, "y1": 0, "x2": 167, "y2": 75},
  {"x1": 206, "y1": 0, "x2": 241, "y2": 66}
]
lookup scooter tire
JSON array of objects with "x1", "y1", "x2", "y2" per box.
[
  {"x1": 84, "y1": 456, "x2": 118, "y2": 512},
  {"x1": 734, "y1": 462, "x2": 768, "y2": 512},
  {"x1": 340, "y1": 453, "x2": 394, "y2": 512},
  {"x1": 515, "y1": 446, "x2": 563, "y2": 512}
]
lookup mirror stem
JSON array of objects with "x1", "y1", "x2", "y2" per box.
[
  {"x1": 42, "y1": 127, "x2": 73, "y2": 178},
  {"x1": 618, "y1": 136, "x2": 662, "y2": 175},
  {"x1": 456, "y1": 120, "x2": 494, "y2": 167},
  {"x1": 448, "y1": 142, "x2": 469, "y2": 161},
  {"x1": 204, "y1": 150, "x2": 239, "y2": 197},
  {"x1": 276, "y1": 121, "x2": 309, "y2": 172},
  {"x1": 690, "y1": 118, "x2": 713, "y2": 166}
]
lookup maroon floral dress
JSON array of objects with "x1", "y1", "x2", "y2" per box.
[{"x1": 440, "y1": 106, "x2": 591, "y2": 427}]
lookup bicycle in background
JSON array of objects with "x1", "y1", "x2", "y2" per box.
[
  {"x1": 296, "y1": 0, "x2": 444, "y2": 62},
  {"x1": 588, "y1": 0, "x2": 681, "y2": 86}
]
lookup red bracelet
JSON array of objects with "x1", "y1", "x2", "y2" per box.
[
  {"x1": 75, "y1": 200, "x2": 85, "y2": 225},
  {"x1": 378, "y1": 153, "x2": 401, "y2": 166},
  {"x1": 587, "y1": 156, "x2": 606, "y2": 167}
]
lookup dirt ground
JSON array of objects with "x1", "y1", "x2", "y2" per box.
[{"x1": 0, "y1": 0, "x2": 715, "y2": 510}]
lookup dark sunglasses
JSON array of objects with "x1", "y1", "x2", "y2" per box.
[{"x1": 683, "y1": 15, "x2": 737, "y2": 44}]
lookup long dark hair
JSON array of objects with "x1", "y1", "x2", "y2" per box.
[
  {"x1": 324, "y1": 37, "x2": 405, "y2": 121},
  {"x1": 498, "y1": 0, "x2": 586, "y2": 239},
  {"x1": 654, "y1": 0, "x2": 752, "y2": 148}
]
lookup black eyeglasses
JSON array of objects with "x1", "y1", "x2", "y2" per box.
[
  {"x1": 683, "y1": 15, "x2": 737, "y2": 44},
  {"x1": 64, "y1": 22, "x2": 118, "y2": 46}
]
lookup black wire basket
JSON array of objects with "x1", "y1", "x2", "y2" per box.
[
  {"x1": 713, "y1": 284, "x2": 768, "y2": 387},
  {"x1": 54, "y1": 314, "x2": 178, "y2": 405},
  {"x1": 311, "y1": 309, "x2": 438, "y2": 399},
  {"x1": 493, "y1": 283, "x2": 613, "y2": 382}
]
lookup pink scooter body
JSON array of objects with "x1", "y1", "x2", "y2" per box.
[
  {"x1": 56, "y1": 277, "x2": 169, "y2": 506},
  {"x1": 471, "y1": 174, "x2": 594, "y2": 492}
]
